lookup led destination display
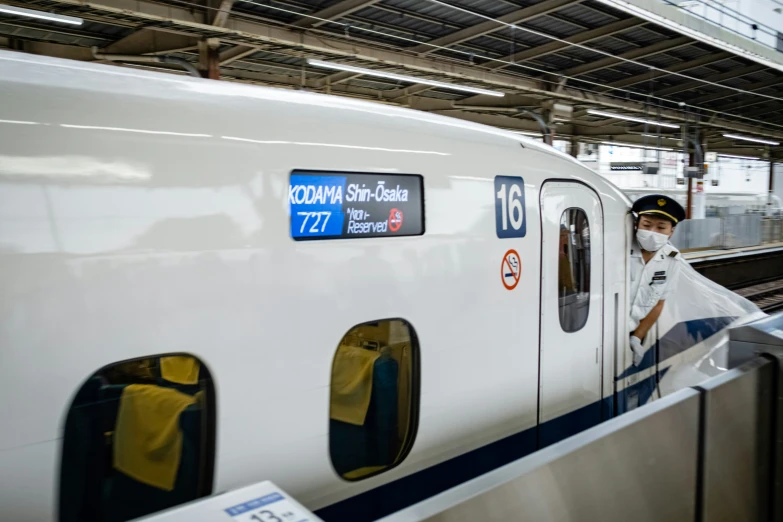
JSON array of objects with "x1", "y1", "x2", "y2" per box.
[{"x1": 289, "y1": 170, "x2": 424, "y2": 240}]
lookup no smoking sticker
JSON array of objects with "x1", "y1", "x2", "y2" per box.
[
  {"x1": 388, "y1": 208, "x2": 403, "y2": 232},
  {"x1": 501, "y1": 249, "x2": 521, "y2": 290}
]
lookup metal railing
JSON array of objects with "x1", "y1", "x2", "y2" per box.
[{"x1": 379, "y1": 312, "x2": 783, "y2": 522}]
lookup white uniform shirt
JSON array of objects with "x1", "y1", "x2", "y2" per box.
[{"x1": 629, "y1": 239, "x2": 682, "y2": 334}]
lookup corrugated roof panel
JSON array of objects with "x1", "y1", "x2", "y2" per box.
[
  {"x1": 586, "y1": 69, "x2": 630, "y2": 84},
  {"x1": 557, "y1": 3, "x2": 620, "y2": 26},
  {"x1": 719, "y1": 76, "x2": 761, "y2": 89},
  {"x1": 465, "y1": 35, "x2": 520, "y2": 55},
  {"x1": 493, "y1": 27, "x2": 553, "y2": 47},
  {"x1": 642, "y1": 54, "x2": 683, "y2": 68},
  {"x1": 250, "y1": 51, "x2": 301, "y2": 66},
  {"x1": 620, "y1": 26, "x2": 669, "y2": 45},
  {"x1": 446, "y1": 43, "x2": 501, "y2": 60},
  {"x1": 754, "y1": 85, "x2": 783, "y2": 97},
  {"x1": 386, "y1": 1, "x2": 482, "y2": 26},
  {"x1": 588, "y1": 37, "x2": 638, "y2": 54},
  {"x1": 701, "y1": 60, "x2": 733, "y2": 73},
  {"x1": 444, "y1": 0, "x2": 519, "y2": 18},
  {"x1": 388, "y1": 0, "x2": 515, "y2": 26},
  {"x1": 666, "y1": 45, "x2": 711, "y2": 60},
  {"x1": 718, "y1": 57, "x2": 752, "y2": 70},
  {"x1": 523, "y1": 14, "x2": 585, "y2": 37},
  {"x1": 351, "y1": 15, "x2": 450, "y2": 43},
  {"x1": 685, "y1": 65, "x2": 723, "y2": 78},
  {"x1": 558, "y1": 46, "x2": 607, "y2": 62},
  {"x1": 611, "y1": 62, "x2": 649, "y2": 76},
  {"x1": 78, "y1": 21, "x2": 131, "y2": 37},
  {"x1": 745, "y1": 70, "x2": 779, "y2": 82},
  {"x1": 234, "y1": 1, "x2": 300, "y2": 23},
  {"x1": 533, "y1": 54, "x2": 585, "y2": 70}
]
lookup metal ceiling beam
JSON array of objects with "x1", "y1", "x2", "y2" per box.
[
  {"x1": 220, "y1": 66, "x2": 390, "y2": 100},
  {"x1": 383, "y1": 84, "x2": 436, "y2": 102},
  {"x1": 729, "y1": 102, "x2": 783, "y2": 119},
  {"x1": 426, "y1": 109, "x2": 567, "y2": 134},
  {"x1": 103, "y1": 28, "x2": 197, "y2": 55},
  {"x1": 685, "y1": 76, "x2": 783, "y2": 105},
  {"x1": 604, "y1": 51, "x2": 733, "y2": 91},
  {"x1": 210, "y1": 0, "x2": 235, "y2": 27},
  {"x1": 0, "y1": 17, "x2": 115, "y2": 44},
  {"x1": 409, "y1": 0, "x2": 583, "y2": 55},
  {"x1": 291, "y1": 0, "x2": 381, "y2": 29},
  {"x1": 561, "y1": 36, "x2": 690, "y2": 78},
  {"x1": 38, "y1": 0, "x2": 783, "y2": 140},
  {"x1": 655, "y1": 64, "x2": 766, "y2": 97},
  {"x1": 488, "y1": 17, "x2": 643, "y2": 70},
  {"x1": 13, "y1": 40, "x2": 95, "y2": 60},
  {"x1": 218, "y1": 44, "x2": 257, "y2": 65},
  {"x1": 314, "y1": 71, "x2": 364, "y2": 88}
]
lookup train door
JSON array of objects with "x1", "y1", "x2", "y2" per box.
[{"x1": 538, "y1": 182, "x2": 603, "y2": 447}]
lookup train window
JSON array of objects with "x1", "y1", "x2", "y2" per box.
[
  {"x1": 59, "y1": 355, "x2": 215, "y2": 522},
  {"x1": 329, "y1": 319, "x2": 420, "y2": 481},
  {"x1": 558, "y1": 208, "x2": 591, "y2": 332}
]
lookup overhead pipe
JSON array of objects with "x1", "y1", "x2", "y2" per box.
[
  {"x1": 91, "y1": 47, "x2": 200, "y2": 77},
  {"x1": 518, "y1": 109, "x2": 553, "y2": 146}
]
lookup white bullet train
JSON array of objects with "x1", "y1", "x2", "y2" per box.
[{"x1": 0, "y1": 51, "x2": 762, "y2": 522}]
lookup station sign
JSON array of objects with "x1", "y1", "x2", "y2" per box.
[
  {"x1": 289, "y1": 170, "x2": 424, "y2": 241},
  {"x1": 610, "y1": 162, "x2": 643, "y2": 171}
]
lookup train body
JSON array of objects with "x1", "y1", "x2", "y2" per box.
[{"x1": 0, "y1": 52, "x2": 757, "y2": 522}]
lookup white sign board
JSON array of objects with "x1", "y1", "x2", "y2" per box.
[
  {"x1": 136, "y1": 481, "x2": 323, "y2": 522},
  {"x1": 705, "y1": 152, "x2": 717, "y2": 162}
]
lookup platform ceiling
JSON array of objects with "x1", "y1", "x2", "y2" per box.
[{"x1": 3, "y1": 0, "x2": 783, "y2": 156}]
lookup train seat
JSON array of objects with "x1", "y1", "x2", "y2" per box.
[
  {"x1": 59, "y1": 376, "x2": 104, "y2": 522},
  {"x1": 330, "y1": 352, "x2": 399, "y2": 478}
]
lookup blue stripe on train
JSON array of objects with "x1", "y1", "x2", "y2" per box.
[{"x1": 317, "y1": 317, "x2": 727, "y2": 521}]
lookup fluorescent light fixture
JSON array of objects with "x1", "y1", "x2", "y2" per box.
[
  {"x1": 307, "y1": 59, "x2": 504, "y2": 98},
  {"x1": 641, "y1": 134, "x2": 679, "y2": 141},
  {"x1": 587, "y1": 109, "x2": 680, "y2": 129},
  {"x1": 601, "y1": 141, "x2": 673, "y2": 151},
  {"x1": 0, "y1": 4, "x2": 82, "y2": 25},
  {"x1": 722, "y1": 133, "x2": 779, "y2": 146},
  {"x1": 718, "y1": 153, "x2": 762, "y2": 160}
]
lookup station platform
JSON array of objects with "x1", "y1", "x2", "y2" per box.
[
  {"x1": 374, "y1": 313, "x2": 783, "y2": 522},
  {"x1": 682, "y1": 242, "x2": 783, "y2": 262}
]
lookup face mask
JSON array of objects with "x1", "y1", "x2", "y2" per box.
[{"x1": 636, "y1": 229, "x2": 669, "y2": 252}]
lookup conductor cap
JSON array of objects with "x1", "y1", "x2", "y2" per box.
[{"x1": 631, "y1": 194, "x2": 686, "y2": 224}]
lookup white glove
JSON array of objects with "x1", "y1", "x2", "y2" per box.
[{"x1": 630, "y1": 335, "x2": 644, "y2": 367}]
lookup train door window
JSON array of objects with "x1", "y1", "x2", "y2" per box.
[
  {"x1": 329, "y1": 319, "x2": 420, "y2": 481},
  {"x1": 558, "y1": 208, "x2": 591, "y2": 332},
  {"x1": 59, "y1": 354, "x2": 215, "y2": 522}
]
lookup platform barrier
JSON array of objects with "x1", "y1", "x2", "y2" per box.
[
  {"x1": 378, "y1": 312, "x2": 783, "y2": 522},
  {"x1": 673, "y1": 216, "x2": 783, "y2": 251},
  {"x1": 763, "y1": 218, "x2": 783, "y2": 245}
]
